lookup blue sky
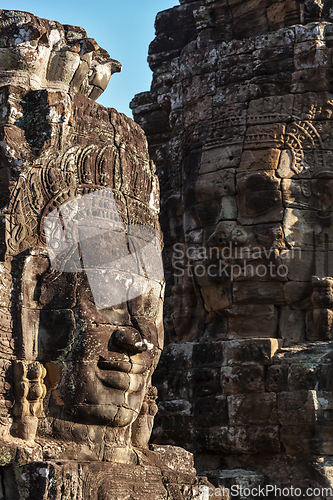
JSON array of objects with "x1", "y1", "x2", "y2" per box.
[{"x1": 1, "y1": 0, "x2": 177, "y2": 116}]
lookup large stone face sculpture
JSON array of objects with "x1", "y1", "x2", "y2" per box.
[
  {"x1": 131, "y1": 0, "x2": 333, "y2": 492},
  {"x1": 0, "y1": 9, "x2": 215, "y2": 500}
]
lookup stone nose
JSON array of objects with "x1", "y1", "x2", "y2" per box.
[{"x1": 111, "y1": 327, "x2": 147, "y2": 354}]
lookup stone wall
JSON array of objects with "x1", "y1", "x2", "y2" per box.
[{"x1": 131, "y1": 0, "x2": 333, "y2": 491}]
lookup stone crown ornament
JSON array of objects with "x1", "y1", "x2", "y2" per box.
[{"x1": 0, "y1": 9, "x2": 121, "y2": 100}]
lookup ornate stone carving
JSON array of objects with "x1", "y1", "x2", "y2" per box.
[
  {"x1": 0, "y1": 10, "x2": 121, "y2": 99},
  {"x1": 0, "y1": 10, "x2": 222, "y2": 500},
  {"x1": 12, "y1": 361, "x2": 46, "y2": 441},
  {"x1": 0, "y1": 82, "x2": 165, "y2": 457}
]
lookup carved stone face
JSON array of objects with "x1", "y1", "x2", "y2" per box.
[
  {"x1": 179, "y1": 94, "x2": 333, "y2": 344},
  {"x1": 19, "y1": 184, "x2": 163, "y2": 433},
  {"x1": 29, "y1": 189, "x2": 164, "y2": 427},
  {"x1": 0, "y1": 8, "x2": 164, "y2": 464},
  {"x1": 0, "y1": 73, "x2": 163, "y2": 452}
]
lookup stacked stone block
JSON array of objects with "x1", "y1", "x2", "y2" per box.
[{"x1": 154, "y1": 338, "x2": 333, "y2": 490}]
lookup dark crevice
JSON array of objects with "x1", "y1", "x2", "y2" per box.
[{"x1": 15, "y1": 90, "x2": 52, "y2": 155}]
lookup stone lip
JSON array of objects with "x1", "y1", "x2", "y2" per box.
[{"x1": 0, "y1": 9, "x2": 121, "y2": 100}]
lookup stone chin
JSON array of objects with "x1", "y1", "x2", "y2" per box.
[{"x1": 53, "y1": 361, "x2": 147, "y2": 427}]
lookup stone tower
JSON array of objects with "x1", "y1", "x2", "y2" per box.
[{"x1": 131, "y1": 0, "x2": 333, "y2": 493}]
